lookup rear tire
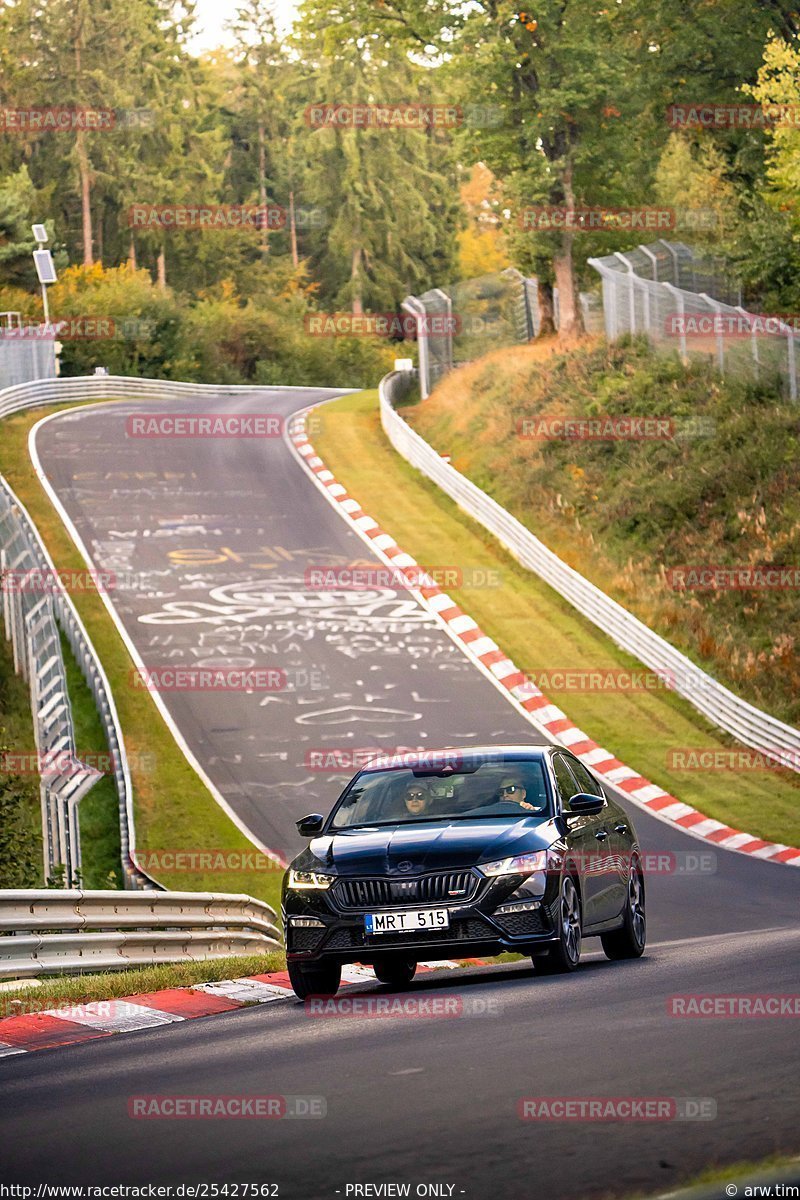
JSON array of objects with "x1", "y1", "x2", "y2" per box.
[
  {"x1": 373, "y1": 958, "x2": 417, "y2": 987},
  {"x1": 601, "y1": 858, "x2": 646, "y2": 960},
  {"x1": 287, "y1": 960, "x2": 341, "y2": 999},
  {"x1": 532, "y1": 874, "x2": 582, "y2": 974}
]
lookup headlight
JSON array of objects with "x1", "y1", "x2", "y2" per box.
[
  {"x1": 480, "y1": 851, "x2": 548, "y2": 878},
  {"x1": 287, "y1": 868, "x2": 334, "y2": 890}
]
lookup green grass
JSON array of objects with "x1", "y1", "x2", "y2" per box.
[
  {"x1": 311, "y1": 389, "x2": 800, "y2": 848},
  {"x1": 0, "y1": 632, "x2": 43, "y2": 886},
  {"x1": 411, "y1": 335, "x2": 800, "y2": 728},
  {"x1": 60, "y1": 630, "x2": 122, "y2": 889},
  {"x1": 0, "y1": 402, "x2": 284, "y2": 913},
  {"x1": 623, "y1": 1153, "x2": 800, "y2": 1199},
  {"x1": 0, "y1": 951, "x2": 285, "y2": 1015}
]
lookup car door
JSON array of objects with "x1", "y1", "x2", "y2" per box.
[
  {"x1": 562, "y1": 753, "x2": 625, "y2": 924},
  {"x1": 551, "y1": 752, "x2": 607, "y2": 929}
]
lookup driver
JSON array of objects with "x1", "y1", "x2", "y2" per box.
[
  {"x1": 401, "y1": 782, "x2": 431, "y2": 818},
  {"x1": 497, "y1": 774, "x2": 539, "y2": 812}
]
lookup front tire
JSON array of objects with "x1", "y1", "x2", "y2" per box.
[
  {"x1": 287, "y1": 960, "x2": 341, "y2": 999},
  {"x1": 373, "y1": 958, "x2": 417, "y2": 987},
  {"x1": 533, "y1": 874, "x2": 582, "y2": 974},
  {"x1": 601, "y1": 858, "x2": 646, "y2": 960}
]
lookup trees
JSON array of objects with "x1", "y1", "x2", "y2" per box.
[{"x1": 293, "y1": 0, "x2": 460, "y2": 311}]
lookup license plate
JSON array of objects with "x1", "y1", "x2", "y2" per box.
[{"x1": 365, "y1": 908, "x2": 450, "y2": 935}]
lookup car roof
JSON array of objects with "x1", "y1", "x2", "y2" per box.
[{"x1": 357, "y1": 744, "x2": 554, "y2": 774}]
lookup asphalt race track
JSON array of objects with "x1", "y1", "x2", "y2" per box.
[{"x1": 2, "y1": 388, "x2": 798, "y2": 1198}]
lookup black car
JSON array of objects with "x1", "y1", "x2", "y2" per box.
[{"x1": 282, "y1": 745, "x2": 646, "y2": 998}]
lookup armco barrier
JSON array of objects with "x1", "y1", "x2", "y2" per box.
[
  {"x1": 379, "y1": 370, "x2": 800, "y2": 773},
  {"x1": 0, "y1": 477, "x2": 156, "y2": 890},
  {"x1": 0, "y1": 374, "x2": 319, "y2": 892},
  {"x1": 1, "y1": 481, "x2": 103, "y2": 884},
  {"x1": 0, "y1": 889, "x2": 281, "y2": 977}
]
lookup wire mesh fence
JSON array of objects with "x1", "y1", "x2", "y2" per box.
[
  {"x1": 403, "y1": 268, "x2": 603, "y2": 397},
  {"x1": 0, "y1": 329, "x2": 57, "y2": 389},
  {"x1": 589, "y1": 240, "x2": 798, "y2": 401}
]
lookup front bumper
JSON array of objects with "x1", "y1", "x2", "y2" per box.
[{"x1": 283, "y1": 874, "x2": 561, "y2": 964}]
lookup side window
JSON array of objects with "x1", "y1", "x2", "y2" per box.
[
  {"x1": 552, "y1": 754, "x2": 582, "y2": 804},
  {"x1": 565, "y1": 756, "x2": 604, "y2": 798}
]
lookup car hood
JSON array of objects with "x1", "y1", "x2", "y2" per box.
[{"x1": 298, "y1": 818, "x2": 560, "y2": 876}]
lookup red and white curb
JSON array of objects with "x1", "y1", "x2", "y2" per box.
[
  {"x1": 286, "y1": 410, "x2": 800, "y2": 869},
  {"x1": 0, "y1": 961, "x2": 475, "y2": 1056}
]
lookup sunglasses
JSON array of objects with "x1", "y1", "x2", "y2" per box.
[
  {"x1": 500, "y1": 784, "x2": 522, "y2": 795},
  {"x1": 407, "y1": 791, "x2": 425, "y2": 800}
]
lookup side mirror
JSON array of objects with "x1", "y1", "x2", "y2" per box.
[
  {"x1": 565, "y1": 792, "x2": 605, "y2": 816},
  {"x1": 296, "y1": 813, "x2": 325, "y2": 837}
]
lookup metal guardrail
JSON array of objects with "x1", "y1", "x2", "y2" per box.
[
  {"x1": 0, "y1": 373, "x2": 299, "y2": 892},
  {"x1": 0, "y1": 889, "x2": 281, "y2": 977},
  {"x1": 0, "y1": 373, "x2": 304, "y2": 422},
  {"x1": 379, "y1": 370, "x2": 800, "y2": 773},
  {"x1": 0, "y1": 479, "x2": 156, "y2": 890},
  {"x1": 1, "y1": 484, "x2": 101, "y2": 884},
  {"x1": 0, "y1": 373, "x2": 322, "y2": 894}
]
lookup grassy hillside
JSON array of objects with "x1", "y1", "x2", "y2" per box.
[
  {"x1": 313, "y1": 390, "x2": 800, "y2": 848},
  {"x1": 408, "y1": 336, "x2": 800, "y2": 730}
]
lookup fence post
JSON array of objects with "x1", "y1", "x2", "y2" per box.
[
  {"x1": 432, "y1": 288, "x2": 454, "y2": 373},
  {"x1": 787, "y1": 327, "x2": 798, "y2": 402},
  {"x1": 735, "y1": 306, "x2": 759, "y2": 382},
  {"x1": 639, "y1": 243, "x2": 659, "y2": 282},
  {"x1": 662, "y1": 283, "x2": 688, "y2": 362},
  {"x1": 700, "y1": 295, "x2": 725, "y2": 375},
  {"x1": 523, "y1": 277, "x2": 537, "y2": 340},
  {"x1": 614, "y1": 252, "x2": 636, "y2": 333},
  {"x1": 401, "y1": 296, "x2": 430, "y2": 398}
]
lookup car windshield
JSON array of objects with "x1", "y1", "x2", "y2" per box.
[{"x1": 329, "y1": 758, "x2": 551, "y2": 829}]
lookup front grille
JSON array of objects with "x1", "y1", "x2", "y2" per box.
[{"x1": 334, "y1": 871, "x2": 478, "y2": 910}]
